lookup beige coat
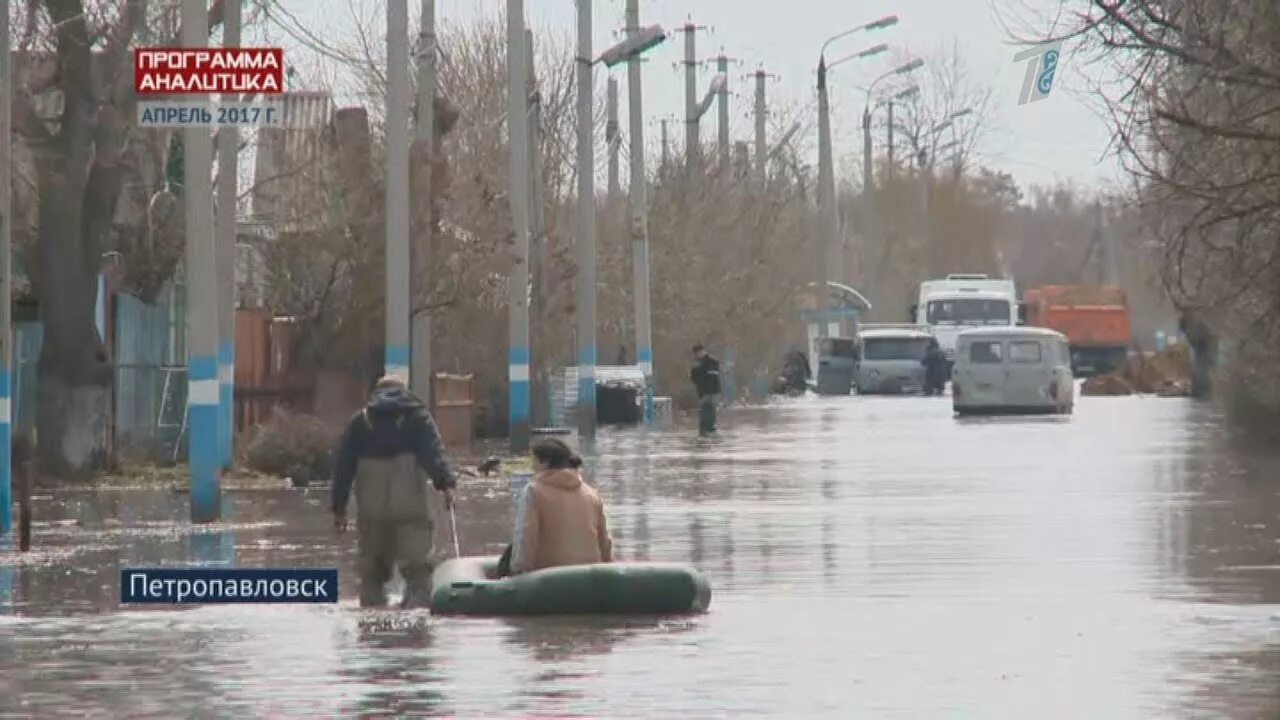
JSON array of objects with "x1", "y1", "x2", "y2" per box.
[{"x1": 516, "y1": 469, "x2": 614, "y2": 573}]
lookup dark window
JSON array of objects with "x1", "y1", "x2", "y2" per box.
[
  {"x1": 821, "y1": 338, "x2": 858, "y2": 359},
  {"x1": 1009, "y1": 341, "x2": 1043, "y2": 363},
  {"x1": 927, "y1": 299, "x2": 1012, "y2": 325},
  {"x1": 862, "y1": 337, "x2": 931, "y2": 361},
  {"x1": 969, "y1": 341, "x2": 1004, "y2": 364}
]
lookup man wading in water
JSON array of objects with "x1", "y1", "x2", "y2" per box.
[
  {"x1": 690, "y1": 344, "x2": 723, "y2": 436},
  {"x1": 332, "y1": 375, "x2": 458, "y2": 608}
]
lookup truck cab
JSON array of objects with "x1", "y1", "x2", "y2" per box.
[{"x1": 911, "y1": 274, "x2": 1022, "y2": 370}]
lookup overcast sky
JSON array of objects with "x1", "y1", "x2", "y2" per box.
[{"x1": 256, "y1": 0, "x2": 1122, "y2": 194}]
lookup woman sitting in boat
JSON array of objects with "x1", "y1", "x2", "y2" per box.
[{"x1": 498, "y1": 438, "x2": 614, "y2": 577}]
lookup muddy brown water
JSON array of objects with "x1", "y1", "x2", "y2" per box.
[{"x1": 0, "y1": 396, "x2": 1277, "y2": 718}]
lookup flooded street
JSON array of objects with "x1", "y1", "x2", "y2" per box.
[{"x1": 1, "y1": 396, "x2": 1278, "y2": 718}]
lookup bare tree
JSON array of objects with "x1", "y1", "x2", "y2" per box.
[
  {"x1": 1052, "y1": 0, "x2": 1280, "y2": 409},
  {"x1": 891, "y1": 41, "x2": 995, "y2": 181},
  {"x1": 13, "y1": 0, "x2": 233, "y2": 475}
]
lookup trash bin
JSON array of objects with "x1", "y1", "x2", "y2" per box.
[{"x1": 597, "y1": 382, "x2": 642, "y2": 424}]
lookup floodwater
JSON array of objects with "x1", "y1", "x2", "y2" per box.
[{"x1": 1, "y1": 396, "x2": 1278, "y2": 718}]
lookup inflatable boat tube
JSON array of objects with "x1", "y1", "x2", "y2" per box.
[{"x1": 428, "y1": 556, "x2": 713, "y2": 616}]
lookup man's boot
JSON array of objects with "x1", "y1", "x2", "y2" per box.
[
  {"x1": 399, "y1": 563, "x2": 435, "y2": 609},
  {"x1": 359, "y1": 576, "x2": 388, "y2": 608}
]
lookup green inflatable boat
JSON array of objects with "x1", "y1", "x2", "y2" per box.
[{"x1": 427, "y1": 556, "x2": 713, "y2": 616}]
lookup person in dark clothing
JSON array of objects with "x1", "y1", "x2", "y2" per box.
[
  {"x1": 921, "y1": 338, "x2": 949, "y2": 396},
  {"x1": 690, "y1": 344, "x2": 722, "y2": 436},
  {"x1": 782, "y1": 349, "x2": 811, "y2": 394},
  {"x1": 332, "y1": 375, "x2": 458, "y2": 609}
]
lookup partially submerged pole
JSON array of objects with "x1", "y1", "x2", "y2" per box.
[
  {"x1": 506, "y1": 0, "x2": 532, "y2": 451},
  {"x1": 626, "y1": 0, "x2": 656, "y2": 423},
  {"x1": 183, "y1": 0, "x2": 220, "y2": 522},
  {"x1": 385, "y1": 0, "x2": 412, "y2": 380},
  {"x1": 816, "y1": 56, "x2": 836, "y2": 338},
  {"x1": 410, "y1": 0, "x2": 436, "y2": 405},
  {"x1": 14, "y1": 434, "x2": 30, "y2": 552},
  {"x1": 575, "y1": 0, "x2": 598, "y2": 437},
  {"x1": 215, "y1": 0, "x2": 241, "y2": 469},
  {"x1": 0, "y1": 0, "x2": 12, "y2": 538}
]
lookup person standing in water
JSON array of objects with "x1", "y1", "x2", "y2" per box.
[
  {"x1": 332, "y1": 375, "x2": 458, "y2": 608},
  {"x1": 690, "y1": 344, "x2": 722, "y2": 436},
  {"x1": 922, "y1": 338, "x2": 949, "y2": 396}
]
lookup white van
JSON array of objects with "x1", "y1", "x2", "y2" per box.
[
  {"x1": 912, "y1": 274, "x2": 1022, "y2": 367},
  {"x1": 854, "y1": 324, "x2": 933, "y2": 394},
  {"x1": 952, "y1": 327, "x2": 1074, "y2": 415}
]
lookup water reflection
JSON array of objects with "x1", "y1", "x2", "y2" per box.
[
  {"x1": 502, "y1": 617, "x2": 627, "y2": 663},
  {"x1": 189, "y1": 498, "x2": 237, "y2": 567},
  {"x1": 0, "y1": 539, "x2": 13, "y2": 614},
  {"x1": 0, "y1": 398, "x2": 1275, "y2": 717},
  {"x1": 688, "y1": 515, "x2": 705, "y2": 566}
]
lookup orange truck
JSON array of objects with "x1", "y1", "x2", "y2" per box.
[{"x1": 1023, "y1": 285, "x2": 1132, "y2": 377}]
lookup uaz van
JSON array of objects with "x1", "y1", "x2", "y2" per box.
[
  {"x1": 854, "y1": 324, "x2": 933, "y2": 395},
  {"x1": 952, "y1": 327, "x2": 1074, "y2": 415}
]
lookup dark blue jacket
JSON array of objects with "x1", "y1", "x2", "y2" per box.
[
  {"x1": 331, "y1": 386, "x2": 456, "y2": 514},
  {"x1": 691, "y1": 355, "x2": 722, "y2": 397}
]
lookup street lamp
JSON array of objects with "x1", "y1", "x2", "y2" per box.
[
  {"x1": 887, "y1": 85, "x2": 919, "y2": 103},
  {"x1": 598, "y1": 24, "x2": 666, "y2": 67},
  {"x1": 829, "y1": 43, "x2": 889, "y2": 70},
  {"x1": 820, "y1": 15, "x2": 899, "y2": 59},
  {"x1": 814, "y1": 15, "x2": 897, "y2": 342}
]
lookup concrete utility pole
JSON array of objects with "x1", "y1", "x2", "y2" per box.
[
  {"x1": 627, "y1": 0, "x2": 655, "y2": 423},
  {"x1": 918, "y1": 144, "x2": 932, "y2": 276},
  {"x1": 507, "y1": 0, "x2": 532, "y2": 451},
  {"x1": 606, "y1": 77, "x2": 621, "y2": 200},
  {"x1": 0, "y1": 0, "x2": 12, "y2": 536},
  {"x1": 527, "y1": 29, "x2": 550, "y2": 429},
  {"x1": 411, "y1": 0, "x2": 436, "y2": 405},
  {"x1": 215, "y1": 0, "x2": 240, "y2": 470},
  {"x1": 183, "y1": 0, "x2": 220, "y2": 523},
  {"x1": 815, "y1": 58, "x2": 837, "y2": 338},
  {"x1": 575, "y1": 0, "x2": 598, "y2": 437},
  {"x1": 1098, "y1": 201, "x2": 1119, "y2": 286},
  {"x1": 713, "y1": 51, "x2": 739, "y2": 170},
  {"x1": 862, "y1": 105, "x2": 875, "y2": 295},
  {"x1": 814, "y1": 17, "x2": 897, "y2": 337},
  {"x1": 605, "y1": 75, "x2": 624, "y2": 357},
  {"x1": 675, "y1": 20, "x2": 710, "y2": 168},
  {"x1": 886, "y1": 100, "x2": 895, "y2": 174},
  {"x1": 749, "y1": 68, "x2": 778, "y2": 183},
  {"x1": 659, "y1": 118, "x2": 670, "y2": 167},
  {"x1": 386, "y1": 0, "x2": 411, "y2": 380}
]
